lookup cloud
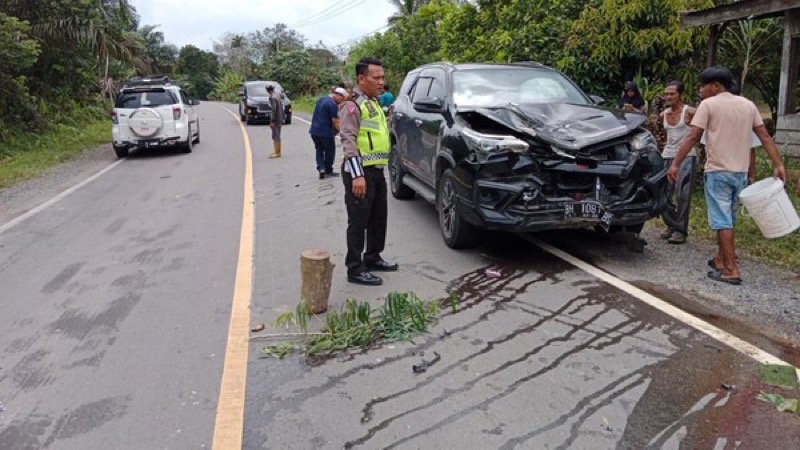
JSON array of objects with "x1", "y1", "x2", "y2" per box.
[{"x1": 130, "y1": 0, "x2": 396, "y2": 50}]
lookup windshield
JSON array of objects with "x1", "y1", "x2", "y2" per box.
[
  {"x1": 247, "y1": 83, "x2": 281, "y2": 97},
  {"x1": 453, "y1": 68, "x2": 589, "y2": 108}
]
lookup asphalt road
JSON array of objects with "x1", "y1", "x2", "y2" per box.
[{"x1": 1, "y1": 103, "x2": 798, "y2": 449}]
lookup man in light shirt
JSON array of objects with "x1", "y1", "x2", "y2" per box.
[{"x1": 668, "y1": 66, "x2": 786, "y2": 285}]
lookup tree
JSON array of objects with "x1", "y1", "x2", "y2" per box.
[
  {"x1": 175, "y1": 44, "x2": 220, "y2": 99},
  {"x1": 559, "y1": 0, "x2": 712, "y2": 100},
  {"x1": 248, "y1": 24, "x2": 305, "y2": 63},
  {"x1": 388, "y1": 0, "x2": 431, "y2": 24},
  {"x1": 0, "y1": 13, "x2": 42, "y2": 141},
  {"x1": 719, "y1": 17, "x2": 783, "y2": 117},
  {"x1": 213, "y1": 32, "x2": 256, "y2": 77},
  {"x1": 138, "y1": 25, "x2": 178, "y2": 75}
]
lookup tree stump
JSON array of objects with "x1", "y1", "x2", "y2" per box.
[{"x1": 300, "y1": 249, "x2": 335, "y2": 314}]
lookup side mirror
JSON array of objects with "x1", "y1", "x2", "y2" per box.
[
  {"x1": 413, "y1": 97, "x2": 445, "y2": 114},
  {"x1": 285, "y1": 90, "x2": 292, "y2": 97},
  {"x1": 190, "y1": 99, "x2": 200, "y2": 106},
  {"x1": 590, "y1": 95, "x2": 605, "y2": 105}
]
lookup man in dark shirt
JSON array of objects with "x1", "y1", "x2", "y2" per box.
[{"x1": 309, "y1": 87, "x2": 347, "y2": 178}]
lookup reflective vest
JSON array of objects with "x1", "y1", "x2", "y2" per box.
[{"x1": 355, "y1": 96, "x2": 390, "y2": 166}]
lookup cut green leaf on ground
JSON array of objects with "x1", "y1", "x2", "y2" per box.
[{"x1": 760, "y1": 364, "x2": 800, "y2": 389}]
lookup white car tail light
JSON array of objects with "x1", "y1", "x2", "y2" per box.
[
  {"x1": 173, "y1": 106, "x2": 182, "y2": 120},
  {"x1": 111, "y1": 111, "x2": 118, "y2": 124}
]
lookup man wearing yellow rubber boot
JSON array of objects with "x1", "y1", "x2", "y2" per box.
[{"x1": 267, "y1": 84, "x2": 284, "y2": 158}]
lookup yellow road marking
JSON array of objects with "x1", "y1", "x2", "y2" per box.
[{"x1": 212, "y1": 107, "x2": 255, "y2": 449}]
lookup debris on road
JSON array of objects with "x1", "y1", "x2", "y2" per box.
[
  {"x1": 412, "y1": 351, "x2": 441, "y2": 374},
  {"x1": 251, "y1": 323, "x2": 266, "y2": 332},
  {"x1": 485, "y1": 269, "x2": 502, "y2": 278},
  {"x1": 760, "y1": 364, "x2": 799, "y2": 389},
  {"x1": 757, "y1": 392, "x2": 800, "y2": 417},
  {"x1": 721, "y1": 383, "x2": 737, "y2": 392}
]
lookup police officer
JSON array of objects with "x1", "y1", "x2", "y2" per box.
[
  {"x1": 267, "y1": 84, "x2": 284, "y2": 158},
  {"x1": 339, "y1": 57, "x2": 398, "y2": 286}
]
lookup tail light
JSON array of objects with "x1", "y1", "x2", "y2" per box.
[
  {"x1": 173, "y1": 106, "x2": 182, "y2": 120},
  {"x1": 110, "y1": 111, "x2": 118, "y2": 124}
]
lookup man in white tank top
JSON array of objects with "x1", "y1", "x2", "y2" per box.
[{"x1": 659, "y1": 81, "x2": 697, "y2": 244}]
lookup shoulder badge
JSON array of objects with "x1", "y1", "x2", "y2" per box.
[{"x1": 346, "y1": 103, "x2": 358, "y2": 115}]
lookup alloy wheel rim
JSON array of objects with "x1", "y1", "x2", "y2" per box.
[{"x1": 441, "y1": 180, "x2": 455, "y2": 235}]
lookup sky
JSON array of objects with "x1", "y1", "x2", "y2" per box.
[{"x1": 130, "y1": 0, "x2": 398, "y2": 51}]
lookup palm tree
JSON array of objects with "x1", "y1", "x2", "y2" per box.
[
  {"x1": 0, "y1": 0, "x2": 142, "y2": 64},
  {"x1": 387, "y1": 0, "x2": 431, "y2": 25}
]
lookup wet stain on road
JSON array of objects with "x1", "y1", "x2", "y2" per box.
[
  {"x1": 48, "y1": 292, "x2": 142, "y2": 341},
  {"x1": 250, "y1": 235, "x2": 800, "y2": 449},
  {"x1": 41, "y1": 262, "x2": 85, "y2": 293}
]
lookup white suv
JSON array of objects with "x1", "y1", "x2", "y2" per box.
[{"x1": 111, "y1": 76, "x2": 200, "y2": 158}]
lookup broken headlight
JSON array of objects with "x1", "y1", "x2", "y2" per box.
[
  {"x1": 630, "y1": 131, "x2": 658, "y2": 153},
  {"x1": 630, "y1": 130, "x2": 663, "y2": 172},
  {"x1": 463, "y1": 128, "x2": 529, "y2": 154}
]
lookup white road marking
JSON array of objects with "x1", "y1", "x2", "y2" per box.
[
  {"x1": 293, "y1": 115, "x2": 311, "y2": 125},
  {"x1": 0, "y1": 160, "x2": 123, "y2": 235},
  {"x1": 523, "y1": 235, "x2": 800, "y2": 378}
]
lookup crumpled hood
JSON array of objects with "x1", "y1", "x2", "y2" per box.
[{"x1": 463, "y1": 103, "x2": 647, "y2": 151}]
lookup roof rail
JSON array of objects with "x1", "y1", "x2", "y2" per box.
[{"x1": 120, "y1": 75, "x2": 173, "y2": 89}]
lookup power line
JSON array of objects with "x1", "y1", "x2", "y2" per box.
[
  {"x1": 293, "y1": 0, "x2": 368, "y2": 29},
  {"x1": 288, "y1": 0, "x2": 352, "y2": 28}
]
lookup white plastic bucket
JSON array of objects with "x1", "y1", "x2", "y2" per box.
[{"x1": 738, "y1": 178, "x2": 800, "y2": 239}]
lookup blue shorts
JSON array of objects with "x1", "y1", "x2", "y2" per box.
[{"x1": 704, "y1": 171, "x2": 748, "y2": 230}]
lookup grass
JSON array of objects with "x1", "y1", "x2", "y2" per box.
[
  {"x1": 0, "y1": 118, "x2": 111, "y2": 190},
  {"x1": 261, "y1": 291, "x2": 445, "y2": 358},
  {"x1": 291, "y1": 95, "x2": 319, "y2": 114},
  {"x1": 685, "y1": 152, "x2": 800, "y2": 272}
]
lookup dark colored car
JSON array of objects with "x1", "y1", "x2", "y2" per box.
[
  {"x1": 389, "y1": 62, "x2": 667, "y2": 248},
  {"x1": 238, "y1": 81, "x2": 292, "y2": 125}
]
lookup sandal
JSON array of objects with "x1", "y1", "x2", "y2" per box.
[
  {"x1": 660, "y1": 229, "x2": 674, "y2": 239},
  {"x1": 707, "y1": 258, "x2": 722, "y2": 272},
  {"x1": 707, "y1": 270, "x2": 742, "y2": 285}
]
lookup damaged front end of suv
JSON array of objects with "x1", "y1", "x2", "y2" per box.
[{"x1": 450, "y1": 102, "x2": 667, "y2": 235}]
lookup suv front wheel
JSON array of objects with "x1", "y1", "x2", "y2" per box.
[{"x1": 438, "y1": 169, "x2": 479, "y2": 249}]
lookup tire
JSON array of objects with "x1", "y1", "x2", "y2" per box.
[
  {"x1": 284, "y1": 112, "x2": 292, "y2": 125},
  {"x1": 182, "y1": 126, "x2": 193, "y2": 153},
  {"x1": 245, "y1": 117, "x2": 253, "y2": 125},
  {"x1": 193, "y1": 120, "x2": 200, "y2": 143},
  {"x1": 389, "y1": 145, "x2": 415, "y2": 200},
  {"x1": 113, "y1": 144, "x2": 129, "y2": 158},
  {"x1": 438, "y1": 169, "x2": 480, "y2": 249}
]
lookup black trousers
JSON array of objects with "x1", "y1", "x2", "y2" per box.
[
  {"x1": 343, "y1": 166, "x2": 388, "y2": 275},
  {"x1": 662, "y1": 156, "x2": 697, "y2": 234},
  {"x1": 311, "y1": 135, "x2": 336, "y2": 173}
]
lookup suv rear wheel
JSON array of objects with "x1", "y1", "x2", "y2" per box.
[
  {"x1": 182, "y1": 125, "x2": 193, "y2": 153},
  {"x1": 438, "y1": 169, "x2": 480, "y2": 249},
  {"x1": 389, "y1": 145, "x2": 414, "y2": 199},
  {"x1": 113, "y1": 143, "x2": 129, "y2": 158}
]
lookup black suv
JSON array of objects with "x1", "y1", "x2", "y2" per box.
[
  {"x1": 389, "y1": 62, "x2": 666, "y2": 248},
  {"x1": 238, "y1": 81, "x2": 293, "y2": 125}
]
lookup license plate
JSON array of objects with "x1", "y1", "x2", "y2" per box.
[{"x1": 564, "y1": 201, "x2": 614, "y2": 231}]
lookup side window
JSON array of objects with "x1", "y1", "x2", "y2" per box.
[
  {"x1": 427, "y1": 72, "x2": 446, "y2": 99},
  {"x1": 180, "y1": 90, "x2": 190, "y2": 105},
  {"x1": 400, "y1": 72, "x2": 419, "y2": 98},
  {"x1": 411, "y1": 78, "x2": 432, "y2": 103}
]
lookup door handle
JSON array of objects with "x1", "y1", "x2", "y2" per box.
[
  {"x1": 414, "y1": 119, "x2": 423, "y2": 126},
  {"x1": 395, "y1": 112, "x2": 404, "y2": 118}
]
